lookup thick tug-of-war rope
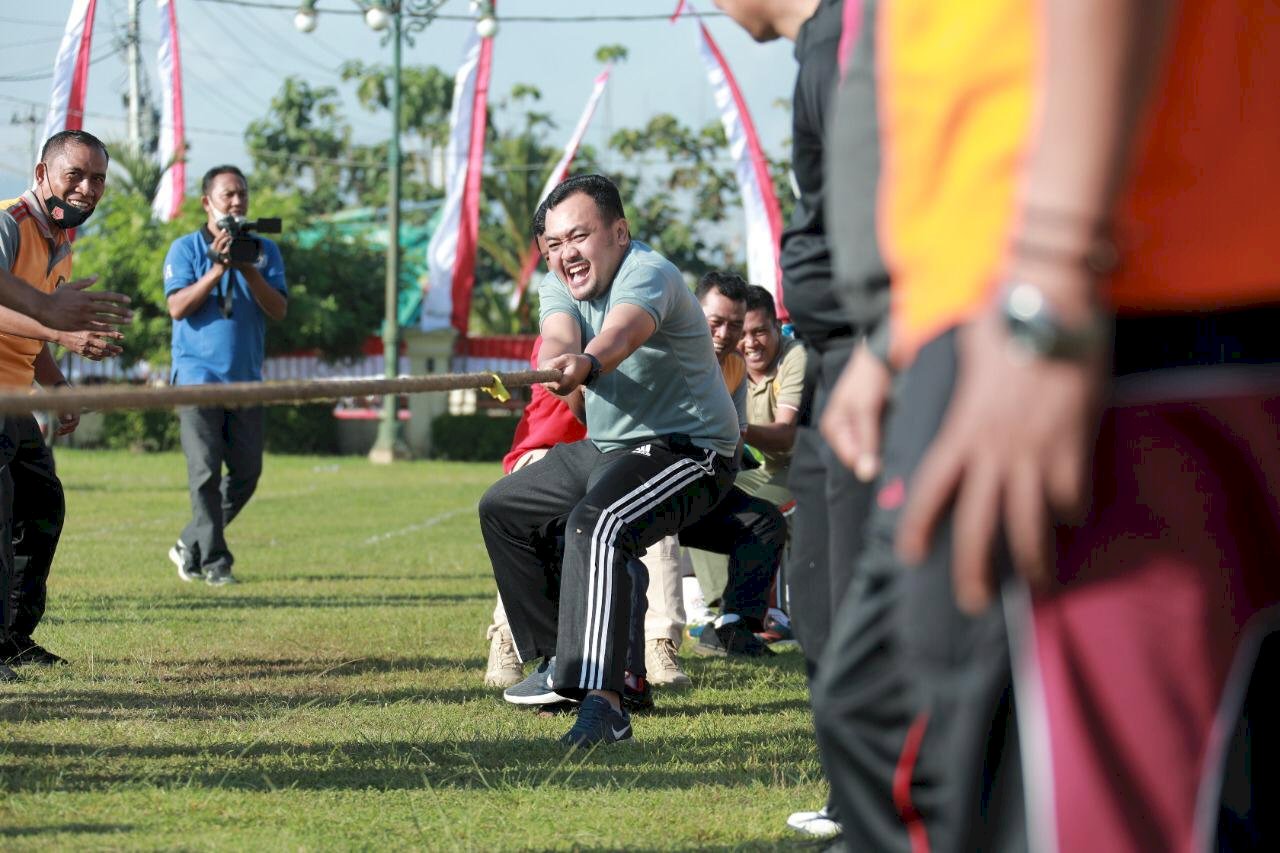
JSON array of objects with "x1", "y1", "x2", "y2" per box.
[{"x1": 0, "y1": 369, "x2": 565, "y2": 415}]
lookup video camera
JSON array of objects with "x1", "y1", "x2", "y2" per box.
[{"x1": 212, "y1": 215, "x2": 282, "y2": 265}]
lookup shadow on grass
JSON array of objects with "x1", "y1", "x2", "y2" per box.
[
  {"x1": 0, "y1": 728, "x2": 820, "y2": 794},
  {"x1": 0, "y1": 823, "x2": 137, "y2": 837},
  {"x1": 53, "y1": 593, "x2": 493, "y2": 613}
]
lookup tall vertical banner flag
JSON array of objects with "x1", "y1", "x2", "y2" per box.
[
  {"x1": 509, "y1": 65, "x2": 612, "y2": 310},
  {"x1": 673, "y1": 1, "x2": 787, "y2": 319},
  {"x1": 153, "y1": 0, "x2": 187, "y2": 221},
  {"x1": 422, "y1": 20, "x2": 495, "y2": 335},
  {"x1": 43, "y1": 0, "x2": 99, "y2": 141}
]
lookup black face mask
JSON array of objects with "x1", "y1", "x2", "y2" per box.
[{"x1": 40, "y1": 181, "x2": 94, "y2": 229}]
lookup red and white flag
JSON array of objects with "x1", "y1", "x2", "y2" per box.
[
  {"x1": 43, "y1": 0, "x2": 99, "y2": 142},
  {"x1": 152, "y1": 0, "x2": 186, "y2": 221},
  {"x1": 422, "y1": 21, "x2": 495, "y2": 335},
  {"x1": 673, "y1": 0, "x2": 787, "y2": 319},
  {"x1": 509, "y1": 65, "x2": 612, "y2": 310}
]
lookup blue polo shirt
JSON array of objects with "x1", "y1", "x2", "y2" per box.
[{"x1": 163, "y1": 229, "x2": 287, "y2": 385}]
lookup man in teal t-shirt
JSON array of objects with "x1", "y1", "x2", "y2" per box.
[{"x1": 479, "y1": 174, "x2": 764, "y2": 750}]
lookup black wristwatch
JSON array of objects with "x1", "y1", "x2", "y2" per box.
[{"x1": 581, "y1": 353, "x2": 603, "y2": 387}]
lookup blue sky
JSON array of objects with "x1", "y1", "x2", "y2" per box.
[{"x1": 0, "y1": 0, "x2": 797, "y2": 201}]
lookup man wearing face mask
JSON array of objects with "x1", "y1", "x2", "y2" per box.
[
  {"x1": 163, "y1": 165, "x2": 287, "y2": 587},
  {"x1": 0, "y1": 129, "x2": 124, "y2": 674}
]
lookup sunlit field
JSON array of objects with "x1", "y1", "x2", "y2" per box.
[{"x1": 0, "y1": 450, "x2": 823, "y2": 850}]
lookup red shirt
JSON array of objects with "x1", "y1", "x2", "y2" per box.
[{"x1": 501, "y1": 337, "x2": 587, "y2": 474}]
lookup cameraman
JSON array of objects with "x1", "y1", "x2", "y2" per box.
[{"x1": 163, "y1": 165, "x2": 287, "y2": 586}]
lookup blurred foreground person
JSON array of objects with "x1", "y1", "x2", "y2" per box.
[{"x1": 814, "y1": 1, "x2": 1280, "y2": 849}]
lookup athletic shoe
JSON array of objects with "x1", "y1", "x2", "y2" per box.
[
  {"x1": 755, "y1": 609, "x2": 797, "y2": 645},
  {"x1": 0, "y1": 636, "x2": 67, "y2": 667},
  {"x1": 622, "y1": 671, "x2": 654, "y2": 712},
  {"x1": 560, "y1": 695, "x2": 633, "y2": 749},
  {"x1": 204, "y1": 565, "x2": 237, "y2": 586},
  {"x1": 0, "y1": 662, "x2": 18, "y2": 683},
  {"x1": 644, "y1": 638, "x2": 692, "y2": 689},
  {"x1": 786, "y1": 806, "x2": 841, "y2": 839},
  {"x1": 484, "y1": 625, "x2": 524, "y2": 688},
  {"x1": 503, "y1": 656, "x2": 563, "y2": 706},
  {"x1": 170, "y1": 541, "x2": 202, "y2": 582},
  {"x1": 694, "y1": 618, "x2": 775, "y2": 658}
]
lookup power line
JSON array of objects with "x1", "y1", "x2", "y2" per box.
[
  {"x1": 192, "y1": 0, "x2": 726, "y2": 23},
  {"x1": 0, "y1": 45, "x2": 124, "y2": 83},
  {"x1": 0, "y1": 16, "x2": 63, "y2": 28}
]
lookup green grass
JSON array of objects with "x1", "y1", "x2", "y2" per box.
[{"x1": 0, "y1": 450, "x2": 825, "y2": 851}]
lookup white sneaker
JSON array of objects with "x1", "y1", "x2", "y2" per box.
[
  {"x1": 786, "y1": 806, "x2": 841, "y2": 839},
  {"x1": 169, "y1": 541, "x2": 202, "y2": 583},
  {"x1": 644, "y1": 637, "x2": 692, "y2": 690},
  {"x1": 483, "y1": 625, "x2": 523, "y2": 688}
]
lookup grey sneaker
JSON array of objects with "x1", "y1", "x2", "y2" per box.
[
  {"x1": 502, "y1": 656, "x2": 563, "y2": 706},
  {"x1": 559, "y1": 695, "x2": 633, "y2": 749},
  {"x1": 694, "y1": 618, "x2": 775, "y2": 658},
  {"x1": 204, "y1": 565, "x2": 237, "y2": 586},
  {"x1": 170, "y1": 541, "x2": 202, "y2": 583}
]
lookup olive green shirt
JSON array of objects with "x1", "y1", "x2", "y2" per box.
[{"x1": 746, "y1": 337, "x2": 807, "y2": 478}]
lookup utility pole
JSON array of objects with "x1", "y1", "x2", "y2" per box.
[
  {"x1": 126, "y1": 0, "x2": 142, "y2": 153},
  {"x1": 10, "y1": 107, "x2": 41, "y2": 166}
]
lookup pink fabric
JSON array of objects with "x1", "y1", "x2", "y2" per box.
[
  {"x1": 1029, "y1": 381, "x2": 1280, "y2": 852},
  {"x1": 837, "y1": 0, "x2": 864, "y2": 79}
]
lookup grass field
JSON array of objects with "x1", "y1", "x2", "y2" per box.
[{"x1": 0, "y1": 450, "x2": 826, "y2": 851}]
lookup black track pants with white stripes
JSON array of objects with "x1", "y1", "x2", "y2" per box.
[{"x1": 479, "y1": 437, "x2": 734, "y2": 699}]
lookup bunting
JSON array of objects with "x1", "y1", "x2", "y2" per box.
[
  {"x1": 673, "y1": 1, "x2": 787, "y2": 319},
  {"x1": 43, "y1": 0, "x2": 99, "y2": 141},
  {"x1": 509, "y1": 65, "x2": 612, "y2": 310},
  {"x1": 152, "y1": 0, "x2": 187, "y2": 221},
  {"x1": 422, "y1": 19, "x2": 494, "y2": 335}
]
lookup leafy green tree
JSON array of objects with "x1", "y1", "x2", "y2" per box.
[
  {"x1": 340, "y1": 60, "x2": 453, "y2": 199},
  {"x1": 244, "y1": 77, "x2": 356, "y2": 215}
]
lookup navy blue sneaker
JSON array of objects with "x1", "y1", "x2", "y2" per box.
[
  {"x1": 503, "y1": 656, "x2": 563, "y2": 706},
  {"x1": 560, "y1": 695, "x2": 633, "y2": 749}
]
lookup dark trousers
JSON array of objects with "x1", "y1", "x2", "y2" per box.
[
  {"x1": 0, "y1": 414, "x2": 65, "y2": 640},
  {"x1": 812, "y1": 331, "x2": 1023, "y2": 853},
  {"x1": 177, "y1": 406, "x2": 264, "y2": 572},
  {"x1": 479, "y1": 437, "x2": 736, "y2": 698},
  {"x1": 786, "y1": 339, "x2": 876, "y2": 674}
]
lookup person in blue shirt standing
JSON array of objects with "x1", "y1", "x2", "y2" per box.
[{"x1": 163, "y1": 165, "x2": 287, "y2": 586}]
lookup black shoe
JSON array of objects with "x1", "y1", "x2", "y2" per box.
[
  {"x1": 559, "y1": 695, "x2": 633, "y2": 749},
  {"x1": 622, "y1": 671, "x2": 654, "y2": 713},
  {"x1": 0, "y1": 661, "x2": 19, "y2": 683},
  {"x1": 694, "y1": 619, "x2": 775, "y2": 658},
  {"x1": 2, "y1": 636, "x2": 68, "y2": 667},
  {"x1": 503, "y1": 656, "x2": 564, "y2": 706}
]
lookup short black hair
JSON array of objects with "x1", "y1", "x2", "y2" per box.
[
  {"x1": 40, "y1": 129, "x2": 109, "y2": 165},
  {"x1": 744, "y1": 285, "x2": 778, "y2": 323},
  {"x1": 532, "y1": 198, "x2": 549, "y2": 238},
  {"x1": 202, "y1": 165, "x2": 247, "y2": 196},
  {"x1": 695, "y1": 270, "x2": 749, "y2": 305},
  {"x1": 544, "y1": 174, "x2": 626, "y2": 224}
]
